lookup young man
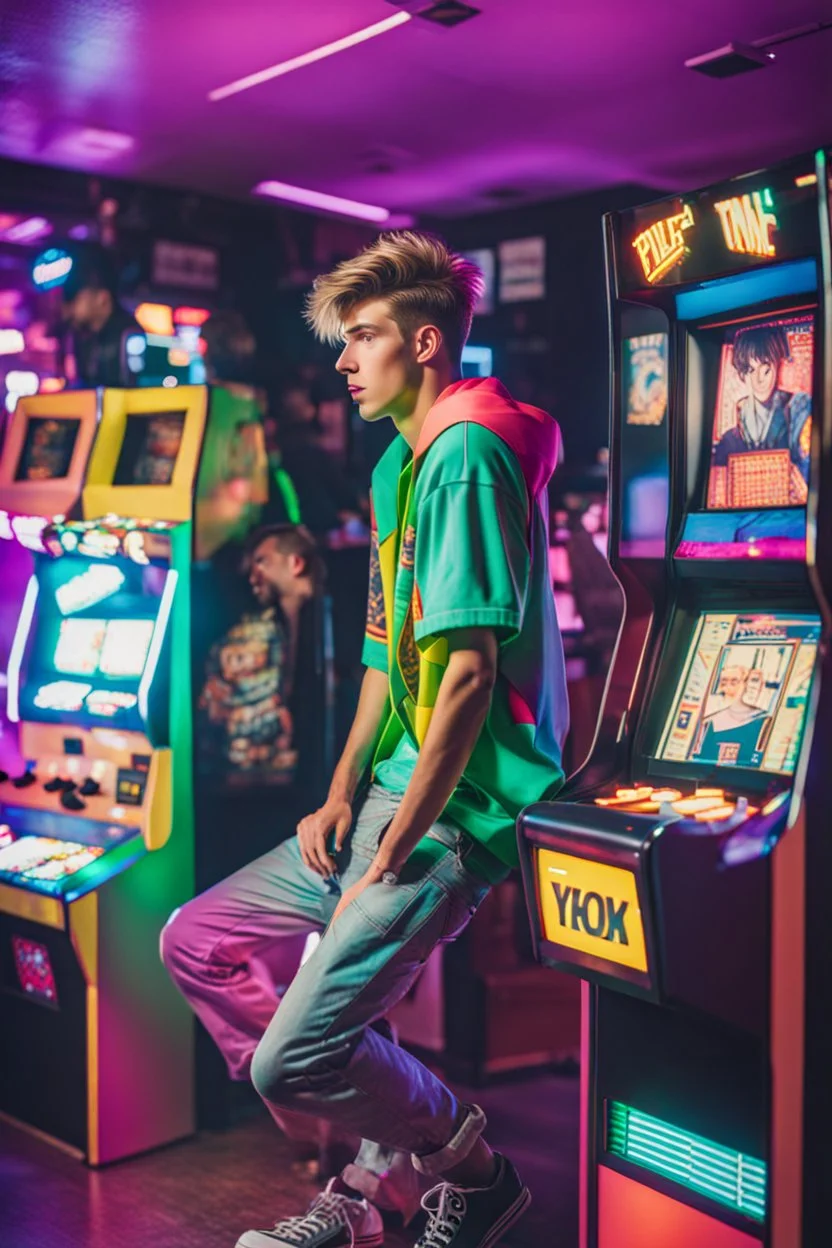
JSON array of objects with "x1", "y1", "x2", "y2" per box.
[{"x1": 161, "y1": 231, "x2": 568, "y2": 1248}]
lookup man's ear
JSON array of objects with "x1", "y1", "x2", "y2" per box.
[
  {"x1": 413, "y1": 324, "x2": 443, "y2": 365},
  {"x1": 288, "y1": 553, "x2": 306, "y2": 577}
]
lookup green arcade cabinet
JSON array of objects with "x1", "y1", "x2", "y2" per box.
[
  {"x1": 0, "y1": 383, "x2": 267, "y2": 1163},
  {"x1": 518, "y1": 150, "x2": 832, "y2": 1248}
]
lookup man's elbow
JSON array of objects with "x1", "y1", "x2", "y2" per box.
[{"x1": 447, "y1": 652, "x2": 498, "y2": 701}]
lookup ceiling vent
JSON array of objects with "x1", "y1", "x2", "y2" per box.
[{"x1": 387, "y1": 1, "x2": 481, "y2": 27}]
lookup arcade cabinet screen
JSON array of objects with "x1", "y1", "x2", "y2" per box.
[
  {"x1": 14, "y1": 417, "x2": 81, "y2": 482},
  {"x1": 54, "y1": 618, "x2": 107, "y2": 675},
  {"x1": 657, "y1": 612, "x2": 819, "y2": 776},
  {"x1": 707, "y1": 316, "x2": 813, "y2": 510},
  {"x1": 54, "y1": 618, "x2": 154, "y2": 679},
  {"x1": 113, "y1": 411, "x2": 186, "y2": 486},
  {"x1": 99, "y1": 619, "x2": 154, "y2": 677}
]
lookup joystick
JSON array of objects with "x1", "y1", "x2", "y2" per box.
[
  {"x1": 44, "y1": 776, "x2": 67, "y2": 792},
  {"x1": 0, "y1": 770, "x2": 8, "y2": 783},
  {"x1": 79, "y1": 778, "x2": 101, "y2": 797},
  {"x1": 12, "y1": 771, "x2": 37, "y2": 788},
  {"x1": 60, "y1": 790, "x2": 87, "y2": 812}
]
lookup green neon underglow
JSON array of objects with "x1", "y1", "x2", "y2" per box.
[{"x1": 606, "y1": 1101, "x2": 767, "y2": 1223}]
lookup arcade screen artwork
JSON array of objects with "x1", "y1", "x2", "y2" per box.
[
  {"x1": 658, "y1": 612, "x2": 819, "y2": 775},
  {"x1": 53, "y1": 618, "x2": 153, "y2": 680},
  {"x1": 14, "y1": 417, "x2": 80, "y2": 482},
  {"x1": 707, "y1": 316, "x2": 813, "y2": 510},
  {"x1": 99, "y1": 619, "x2": 154, "y2": 677},
  {"x1": 625, "y1": 334, "x2": 667, "y2": 426},
  {"x1": 113, "y1": 411, "x2": 186, "y2": 486},
  {"x1": 620, "y1": 333, "x2": 670, "y2": 556},
  {"x1": 54, "y1": 618, "x2": 106, "y2": 676}
]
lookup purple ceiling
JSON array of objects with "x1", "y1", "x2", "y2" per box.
[{"x1": 0, "y1": 1, "x2": 828, "y2": 217}]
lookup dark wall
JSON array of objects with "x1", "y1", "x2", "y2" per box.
[
  {"x1": 433, "y1": 184, "x2": 663, "y2": 466},
  {"x1": 0, "y1": 154, "x2": 663, "y2": 466},
  {"x1": 0, "y1": 154, "x2": 377, "y2": 392}
]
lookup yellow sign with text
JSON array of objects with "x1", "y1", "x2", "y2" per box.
[{"x1": 536, "y1": 849, "x2": 648, "y2": 973}]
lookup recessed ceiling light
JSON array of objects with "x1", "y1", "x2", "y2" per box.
[
  {"x1": 253, "y1": 180, "x2": 394, "y2": 223},
  {"x1": 210, "y1": 12, "x2": 412, "y2": 102}
]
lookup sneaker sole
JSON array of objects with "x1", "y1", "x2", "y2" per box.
[
  {"x1": 236, "y1": 1230, "x2": 384, "y2": 1248},
  {"x1": 475, "y1": 1185, "x2": 532, "y2": 1248}
]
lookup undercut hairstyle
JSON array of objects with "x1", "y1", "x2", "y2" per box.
[
  {"x1": 305, "y1": 231, "x2": 484, "y2": 365},
  {"x1": 732, "y1": 325, "x2": 790, "y2": 379},
  {"x1": 244, "y1": 523, "x2": 326, "y2": 594}
]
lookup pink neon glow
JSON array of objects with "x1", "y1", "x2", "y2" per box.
[
  {"x1": 253, "y1": 180, "x2": 392, "y2": 223},
  {"x1": 675, "y1": 538, "x2": 806, "y2": 560},
  {"x1": 209, "y1": 12, "x2": 412, "y2": 102},
  {"x1": 4, "y1": 217, "x2": 52, "y2": 244}
]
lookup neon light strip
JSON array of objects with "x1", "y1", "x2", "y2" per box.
[
  {"x1": 209, "y1": 12, "x2": 412, "y2": 101},
  {"x1": 138, "y1": 569, "x2": 177, "y2": 721},
  {"x1": 253, "y1": 180, "x2": 392, "y2": 223},
  {"x1": 606, "y1": 1101, "x2": 767, "y2": 1222},
  {"x1": 7, "y1": 576, "x2": 39, "y2": 723}
]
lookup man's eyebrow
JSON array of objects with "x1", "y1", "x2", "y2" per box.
[{"x1": 343, "y1": 322, "x2": 381, "y2": 337}]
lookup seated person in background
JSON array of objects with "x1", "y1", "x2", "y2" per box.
[
  {"x1": 276, "y1": 377, "x2": 366, "y2": 535},
  {"x1": 61, "y1": 243, "x2": 144, "y2": 387},
  {"x1": 713, "y1": 324, "x2": 811, "y2": 497},
  {"x1": 197, "y1": 524, "x2": 324, "y2": 789},
  {"x1": 201, "y1": 309, "x2": 258, "y2": 386}
]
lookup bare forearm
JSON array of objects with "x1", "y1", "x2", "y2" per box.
[
  {"x1": 328, "y1": 666, "x2": 390, "y2": 804},
  {"x1": 371, "y1": 658, "x2": 493, "y2": 875}
]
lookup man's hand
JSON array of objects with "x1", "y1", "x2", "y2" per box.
[
  {"x1": 296, "y1": 797, "x2": 352, "y2": 877},
  {"x1": 331, "y1": 864, "x2": 383, "y2": 924}
]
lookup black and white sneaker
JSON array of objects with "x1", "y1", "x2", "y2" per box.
[
  {"x1": 236, "y1": 1177, "x2": 384, "y2": 1248},
  {"x1": 415, "y1": 1154, "x2": 531, "y2": 1248}
]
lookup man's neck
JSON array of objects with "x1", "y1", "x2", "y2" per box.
[{"x1": 392, "y1": 368, "x2": 456, "y2": 450}]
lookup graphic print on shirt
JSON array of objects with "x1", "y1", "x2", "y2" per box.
[{"x1": 366, "y1": 528, "x2": 387, "y2": 644}]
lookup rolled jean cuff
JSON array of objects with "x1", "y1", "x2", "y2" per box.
[{"x1": 411, "y1": 1103, "x2": 487, "y2": 1176}]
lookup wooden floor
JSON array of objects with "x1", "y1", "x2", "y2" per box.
[{"x1": 0, "y1": 1072, "x2": 579, "y2": 1248}]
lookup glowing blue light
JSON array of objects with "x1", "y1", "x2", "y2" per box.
[
  {"x1": 32, "y1": 248, "x2": 74, "y2": 290},
  {"x1": 461, "y1": 345, "x2": 493, "y2": 377},
  {"x1": 126, "y1": 335, "x2": 146, "y2": 355}
]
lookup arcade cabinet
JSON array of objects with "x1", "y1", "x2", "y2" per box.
[
  {"x1": 0, "y1": 392, "x2": 101, "y2": 780},
  {"x1": 518, "y1": 150, "x2": 831, "y2": 1248},
  {"x1": 0, "y1": 383, "x2": 267, "y2": 1163}
]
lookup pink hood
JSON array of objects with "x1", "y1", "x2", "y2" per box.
[{"x1": 414, "y1": 377, "x2": 561, "y2": 503}]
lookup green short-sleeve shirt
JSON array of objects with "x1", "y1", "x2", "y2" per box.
[{"x1": 364, "y1": 421, "x2": 568, "y2": 872}]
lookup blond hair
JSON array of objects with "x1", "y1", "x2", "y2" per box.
[{"x1": 305, "y1": 231, "x2": 484, "y2": 364}]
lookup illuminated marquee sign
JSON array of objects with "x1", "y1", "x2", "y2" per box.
[
  {"x1": 632, "y1": 204, "x2": 695, "y2": 285},
  {"x1": 713, "y1": 188, "x2": 778, "y2": 258},
  {"x1": 536, "y1": 848, "x2": 648, "y2": 972}
]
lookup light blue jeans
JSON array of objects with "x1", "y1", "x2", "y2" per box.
[{"x1": 161, "y1": 785, "x2": 491, "y2": 1218}]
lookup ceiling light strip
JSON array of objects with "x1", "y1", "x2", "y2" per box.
[
  {"x1": 253, "y1": 180, "x2": 391, "y2": 223},
  {"x1": 209, "y1": 12, "x2": 412, "y2": 102}
]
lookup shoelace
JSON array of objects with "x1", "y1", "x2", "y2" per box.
[
  {"x1": 268, "y1": 1192, "x2": 359, "y2": 1246},
  {"x1": 418, "y1": 1183, "x2": 467, "y2": 1248}
]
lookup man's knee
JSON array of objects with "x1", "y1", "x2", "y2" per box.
[
  {"x1": 250, "y1": 1017, "x2": 342, "y2": 1108},
  {"x1": 159, "y1": 900, "x2": 201, "y2": 980},
  {"x1": 250, "y1": 1028, "x2": 296, "y2": 1106}
]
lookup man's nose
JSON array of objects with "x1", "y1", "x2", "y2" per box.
[{"x1": 336, "y1": 345, "x2": 356, "y2": 374}]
